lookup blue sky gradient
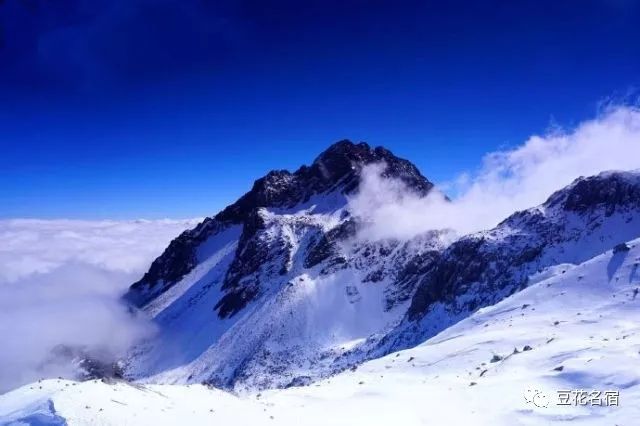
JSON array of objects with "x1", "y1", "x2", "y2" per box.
[{"x1": 1, "y1": 0, "x2": 639, "y2": 218}]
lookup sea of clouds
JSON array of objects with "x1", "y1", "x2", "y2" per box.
[{"x1": 0, "y1": 219, "x2": 198, "y2": 392}]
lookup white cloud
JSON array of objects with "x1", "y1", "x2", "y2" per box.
[
  {"x1": 349, "y1": 106, "x2": 640, "y2": 239},
  {"x1": 0, "y1": 219, "x2": 198, "y2": 392}
]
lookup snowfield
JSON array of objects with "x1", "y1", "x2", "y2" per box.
[{"x1": 3, "y1": 236, "x2": 638, "y2": 425}]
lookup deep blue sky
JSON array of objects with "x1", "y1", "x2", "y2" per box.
[{"x1": 1, "y1": 0, "x2": 639, "y2": 219}]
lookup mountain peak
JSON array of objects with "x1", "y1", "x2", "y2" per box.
[
  {"x1": 312, "y1": 139, "x2": 370, "y2": 166},
  {"x1": 310, "y1": 140, "x2": 408, "y2": 184},
  {"x1": 214, "y1": 140, "x2": 433, "y2": 224},
  {"x1": 544, "y1": 170, "x2": 640, "y2": 214},
  {"x1": 311, "y1": 140, "x2": 409, "y2": 179},
  {"x1": 127, "y1": 140, "x2": 434, "y2": 308}
]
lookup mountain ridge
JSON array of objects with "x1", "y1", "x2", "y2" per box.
[{"x1": 120, "y1": 141, "x2": 640, "y2": 392}]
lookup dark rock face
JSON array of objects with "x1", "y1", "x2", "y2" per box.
[
  {"x1": 407, "y1": 171, "x2": 640, "y2": 323},
  {"x1": 304, "y1": 219, "x2": 358, "y2": 269},
  {"x1": 406, "y1": 234, "x2": 544, "y2": 321},
  {"x1": 125, "y1": 140, "x2": 435, "y2": 313},
  {"x1": 215, "y1": 140, "x2": 433, "y2": 224},
  {"x1": 126, "y1": 218, "x2": 228, "y2": 306},
  {"x1": 387, "y1": 248, "x2": 441, "y2": 310},
  {"x1": 214, "y1": 211, "x2": 295, "y2": 318},
  {"x1": 547, "y1": 172, "x2": 640, "y2": 215},
  {"x1": 613, "y1": 242, "x2": 631, "y2": 253}
]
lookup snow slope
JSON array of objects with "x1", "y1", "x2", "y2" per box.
[
  {"x1": 4, "y1": 236, "x2": 639, "y2": 425},
  {"x1": 123, "y1": 199, "x2": 448, "y2": 389}
]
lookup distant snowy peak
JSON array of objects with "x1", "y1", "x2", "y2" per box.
[
  {"x1": 382, "y1": 170, "x2": 640, "y2": 353},
  {"x1": 545, "y1": 169, "x2": 640, "y2": 214},
  {"x1": 498, "y1": 169, "x2": 640, "y2": 231},
  {"x1": 125, "y1": 140, "x2": 434, "y2": 310}
]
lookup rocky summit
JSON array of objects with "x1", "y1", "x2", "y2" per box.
[{"x1": 125, "y1": 140, "x2": 433, "y2": 312}]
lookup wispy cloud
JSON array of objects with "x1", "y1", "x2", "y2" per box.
[{"x1": 349, "y1": 105, "x2": 640, "y2": 239}]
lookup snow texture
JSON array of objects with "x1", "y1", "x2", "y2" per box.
[{"x1": 3, "y1": 236, "x2": 639, "y2": 425}]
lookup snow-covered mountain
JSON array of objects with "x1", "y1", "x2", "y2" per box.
[
  {"x1": 118, "y1": 140, "x2": 640, "y2": 392},
  {"x1": 364, "y1": 170, "x2": 640, "y2": 359},
  {"x1": 3, "y1": 235, "x2": 639, "y2": 425},
  {"x1": 121, "y1": 140, "x2": 443, "y2": 389}
]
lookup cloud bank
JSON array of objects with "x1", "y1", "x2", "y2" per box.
[
  {"x1": 349, "y1": 106, "x2": 640, "y2": 239},
  {"x1": 0, "y1": 219, "x2": 198, "y2": 392}
]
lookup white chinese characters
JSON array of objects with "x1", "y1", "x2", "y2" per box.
[
  {"x1": 557, "y1": 389, "x2": 620, "y2": 406},
  {"x1": 524, "y1": 388, "x2": 620, "y2": 408}
]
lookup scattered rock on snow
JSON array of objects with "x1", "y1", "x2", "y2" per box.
[
  {"x1": 614, "y1": 242, "x2": 631, "y2": 253},
  {"x1": 490, "y1": 354, "x2": 503, "y2": 363}
]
